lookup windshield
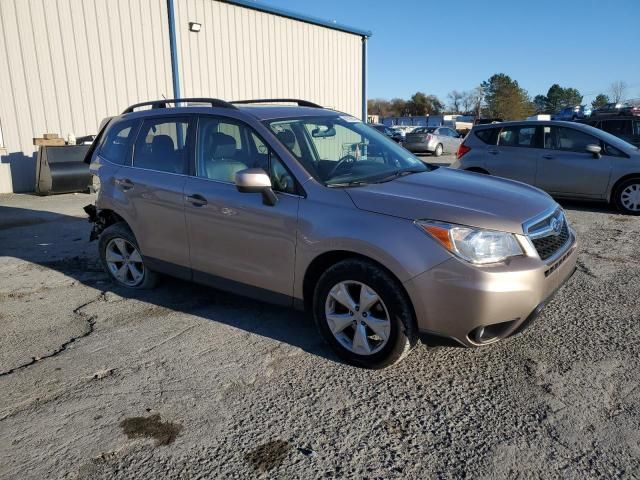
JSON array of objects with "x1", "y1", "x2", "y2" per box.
[{"x1": 266, "y1": 115, "x2": 429, "y2": 186}]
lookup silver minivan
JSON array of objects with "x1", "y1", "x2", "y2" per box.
[
  {"x1": 86, "y1": 99, "x2": 578, "y2": 368},
  {"x1": 451, "y1": 120, "x2": 640, "y2": 214}
]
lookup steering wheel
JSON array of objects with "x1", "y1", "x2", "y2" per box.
[{"x1": 328, "y1": 155, "x2": 357, "y2": 178}]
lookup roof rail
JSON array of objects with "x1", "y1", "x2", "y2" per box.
[
  {"x1": 122, "y1": 98, "x2": 237, "y2": 114},
  {"x1": 231, "y1": 98, "x2": 323, "y2": 108}
]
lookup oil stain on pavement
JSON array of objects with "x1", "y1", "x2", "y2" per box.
[
  {"x1": 245, "y1": 439, "x2": 291, "y2": 472},
  {"x1": 120, "y1": 414, "x2": 182, "y2": 446}
]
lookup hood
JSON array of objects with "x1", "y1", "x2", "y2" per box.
[{"x1": 345, "y1": 168, "x2": 556, "y2": 234}]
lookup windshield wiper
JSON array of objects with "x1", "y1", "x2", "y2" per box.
[
  {"x1": 371, "y1": 167, "x2": 426, "y2": 184},
  {"x1": 326, "y1": 180, "x2": 370, "y2": 188}
]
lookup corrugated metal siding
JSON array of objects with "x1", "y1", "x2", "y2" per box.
[
  {"x1": 0, "y1": 0, "x2": 173, "y2": 192},
  {"x1": 174, "y1": 0, "x2": 363, "y2": 118}
]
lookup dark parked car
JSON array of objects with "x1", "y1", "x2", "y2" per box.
[
  {"x1": 580, "y1": 116, "x2": 640, "y2": 147},
  {"x1": 592, "y1": 102, "x2": 640, "y2": 117},
  {"x1": 370, "y1": 124, "x2": 403, "y2": 143}
]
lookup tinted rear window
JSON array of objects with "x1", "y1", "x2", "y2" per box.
[
  {"x1": 474, "y1": 128, "x2": 499, "y2": 145},
  {"x1": 99, "y1": 120, "x2": 138, "y2": 165}
]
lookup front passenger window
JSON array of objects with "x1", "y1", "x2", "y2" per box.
[{"x1": 546, "y1": 127, "x2": 599, "y2": 153}]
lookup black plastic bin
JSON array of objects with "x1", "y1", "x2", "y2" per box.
[{"x1": 35, "y1": 145, "x2": 92, "y2": 195}]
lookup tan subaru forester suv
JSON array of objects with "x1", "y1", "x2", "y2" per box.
[{"x1": 85, "y1": 98, "x2": 578, "y2": 368}]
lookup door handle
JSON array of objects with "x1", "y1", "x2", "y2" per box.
[
  {"x1": 487, "y1": 149, "x2": 499, "y2": 155},
  {"x1": 542, "y1": 154, "x2": 554, "y2": 159},
  {"x1": 186, "y1": 194, "x2": 208, "y2": 207},
  {"x1": 115, "y1": 178, "x2": 134, "y2": 190}
]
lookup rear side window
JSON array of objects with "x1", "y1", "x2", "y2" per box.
[
  {"x1": 133, "y1": 118, "x2": 191, "y2": 174},
  {"x1": 498, "y1": 126, "x2": 537, "y2": 148},
  {"x1": 99, "y1": 120, "x2": 138, "y2": 165},
  {"x1": 474, "y1": 128, "x2": 499, "y2": 145}
]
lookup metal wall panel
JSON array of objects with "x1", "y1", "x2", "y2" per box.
[
  {"x1": 0, "y1": 0, "x2": 173, "y2": 192},
  {"x1": 173, "y1": 0, "x2": 363, "y2": 118}
]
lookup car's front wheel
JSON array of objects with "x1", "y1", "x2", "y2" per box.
[
  {"x1": 433, "y1": 144, "x2": 443, "y2": 157},
  {"x1": 313, "y1": 259, "x2": 417, "y2": 368},
  {"x1": 613, "y1": 178, "x2": 640, "y2": 215},
  {"x1": 98, "y1": 222, "x2": 158, "y2": 288}
]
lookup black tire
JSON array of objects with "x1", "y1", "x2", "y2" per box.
[
  {"x1": 313, "y1": 259, "x2": 418, "y2": 369},
  {"x1": 613, "y1": 177, "x2": 640, "y2": 215},
  {"x1": 98, "y1": 222, "x2": 159, "y2": 289},
  {"x1": 433, "y1": 144, "x2": 443, "y2": 157}
]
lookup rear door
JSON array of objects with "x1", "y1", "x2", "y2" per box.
[
  {"x1": 536, "y1": 125, "x2": 611, "y2": 197},
  {"x1": 485, "y1": 125, "x2": 541, "y2": 185},
  {"x1": 183, "y1": 115, "x2": 300, "y2": 303},
  {"x1": 113, "y1": 115, "x2": 194, "y2": 275}
]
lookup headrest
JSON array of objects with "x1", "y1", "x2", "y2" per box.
[
  {"x1": 151, "y1": 135, "x2": 175, "y2": 154},
  {"x1": 209, "y1": 132, "x2": 236, "y2": 159},
  {"x1": 276, "y1": 130, "x2": 296, "y2": 149}
]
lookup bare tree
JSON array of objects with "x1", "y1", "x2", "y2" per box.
[
  {"x1": 610, "y1": 81, "x2": 628, "y2": 103},
  {"x1": 447, "y1": 90, "x2": 464, "y2": 114}
]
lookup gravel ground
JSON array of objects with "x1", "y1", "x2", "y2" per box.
[{"x1": 0, "y1": 192, "x2": 639, "y2": 479}]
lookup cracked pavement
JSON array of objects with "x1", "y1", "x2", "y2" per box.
[{"x1": 0, "y1": 193, "x2": 639, "y2": 479}]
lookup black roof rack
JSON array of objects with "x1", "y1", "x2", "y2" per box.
[
  {"x1": 231, "y1": 98, "x2": 323, "y2": 108},
  {"x1": 122, "y1": 98, "x2": 237, "y2": 114}
]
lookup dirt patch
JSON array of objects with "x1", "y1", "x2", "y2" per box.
[
  {"x1": 245, "y1": 439, "x2": 291, "y2": 472},
  {"x1": 120, "y1": 414, "x2": 182, "y2": 446}
]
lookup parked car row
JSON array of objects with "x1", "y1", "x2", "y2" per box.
[{"x1": 451, "y1": 120, "x2": 640, "y2": 214}]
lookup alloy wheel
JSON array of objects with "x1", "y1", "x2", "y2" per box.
[
  {"x1": 324, "y1": 281, "x2": 391, "y2": 355},
  {"x1": 105, "y1": 238, "x2": 145, "y2": 286}
]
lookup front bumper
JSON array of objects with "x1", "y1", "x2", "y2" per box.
[{"x1": 404, "y1": 231, "x2": 578, "y2": 347}]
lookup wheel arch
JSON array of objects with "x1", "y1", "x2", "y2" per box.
[
  {"x1": 609, "y1": 173, "x2": 640, "y2": 203},
  {"x1": 301, "y1": 250, "x2": 416, "y2": 323}
]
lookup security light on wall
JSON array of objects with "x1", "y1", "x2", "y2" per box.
[{"x1": 189, "y1": 22, "x2": 201, "y2": 32}]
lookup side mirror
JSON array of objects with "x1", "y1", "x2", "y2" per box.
[
  {"x1": 235, "y1": 168, "x2": 278, "y2": 206},
  {"x1": 585, "y1": 144, "x2": 601, "y2": 158}
]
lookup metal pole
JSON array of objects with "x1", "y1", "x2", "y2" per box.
[
  {"x1": 167, "y1": 0, "x2": 181, "y2": 100},
  {"x1": 361, "y1": 36, "x2": 367, "y2": 121}
]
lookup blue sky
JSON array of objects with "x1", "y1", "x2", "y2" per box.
[{"x1": 263, "y1": 0, "x2": 640, "y2": 104}]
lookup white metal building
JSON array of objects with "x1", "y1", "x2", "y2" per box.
[{"x1": 0, "y1": 0, "x2": 370, "y2": 192}]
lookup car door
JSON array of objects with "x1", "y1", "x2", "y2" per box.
[
  {"x1": 536, "y1": 125, "x2": 612, "y2": 197},
  {"x1": 113, "y1": 115, "x2": 194, "y2": 276},
  {"x1": 183, "y1": 115, "x2": 300, "y2": 304},
  {"x1": 445, "y1": 128, "x2": 462, "y2": 152},
  {"x1": 484, "y1": 125, "x2": 541, "y2": 185}
]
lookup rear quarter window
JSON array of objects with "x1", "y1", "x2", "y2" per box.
[
  {"x1": 474, "y1": 128, "x2": 499, "y2": 145},
  {"x1": 99, "y1": 120, "x2": 139, "y2": 165}
]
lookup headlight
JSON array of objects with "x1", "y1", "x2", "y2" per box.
[{"x1": 415, "y1": 220, "x2": 523, "y2": 264}]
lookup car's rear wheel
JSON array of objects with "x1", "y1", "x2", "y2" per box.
[
  {"x1": 613, "y1": 178, "x2": 640, "y2": 215},
  {"x1": 433, "y1": 144, "x2": 443, "y2": 157},
  {"x1": 313, "y1": 259, "x2": 417, "y2": 368},
  {"x1": 99, "y1": 223, "x2": 158, "y2": 288}
]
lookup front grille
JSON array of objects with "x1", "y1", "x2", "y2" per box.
[{"x1": 532, "y1": 221, "x2": 570, "y2": 260}]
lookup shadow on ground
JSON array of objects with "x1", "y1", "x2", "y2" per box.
[{"x1": 0, "y1": 204, "x2": 338, "y2": 364}]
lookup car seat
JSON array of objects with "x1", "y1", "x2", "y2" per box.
[{"x1": 203, "y1": 132, "x2": 247, "y2": 182}]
